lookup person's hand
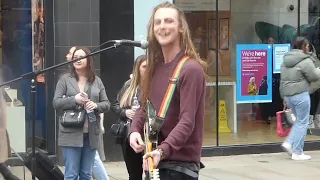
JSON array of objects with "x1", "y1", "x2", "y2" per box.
[
  {"x1": 75, "y1": 92, "x2": 89, "y2": 105},
  {"x1": 85, "y1": 101, "x2": 98, "y2": 111},
  {"x1": 129, "y1": 132, "x2": 145, "y2": 153},
  {"x1": 125, "y1": 109, "x2": 135, "y2": 120},
  {"x1": 283, "y1": 100, "x2": 287, "y2": 108},
  {"x1": 100, "y1": 125, "x2": 105, "y2": 134},
  {"x1": 142, "y1": 150, "x2": 161, "y2": 170}
]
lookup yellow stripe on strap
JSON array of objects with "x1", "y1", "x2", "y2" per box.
[{"x1": 157, "y1": 56, "x2": 189, "y2": 118}]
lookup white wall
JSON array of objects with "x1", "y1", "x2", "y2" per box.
[{"x1": 230, "y1": 0, "x2": 309, "y2": 76}]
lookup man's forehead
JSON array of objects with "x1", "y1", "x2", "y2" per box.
[{"x1": 154, "y1": 8, "x2": 178, "y2": 20}]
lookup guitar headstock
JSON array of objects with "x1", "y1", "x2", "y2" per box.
[{"x1": 146, "y1": 100, "x2": 164, "y2": 142}]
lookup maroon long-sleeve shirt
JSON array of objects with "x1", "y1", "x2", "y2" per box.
[{"x1": 131, "y1": 51, "x2": 206, "y2": 163}]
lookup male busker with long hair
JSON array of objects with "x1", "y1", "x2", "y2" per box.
[{"x1": 129, "y1": 2, "x2": 206, "y2": 180}]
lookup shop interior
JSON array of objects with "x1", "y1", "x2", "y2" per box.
[{"x1": 174, "y1": 0, "x2": 320, "y2": 146}]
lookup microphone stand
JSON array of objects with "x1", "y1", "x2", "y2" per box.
[{"x1": 0, "y1": 43, "x2": 118, "y2": 180}]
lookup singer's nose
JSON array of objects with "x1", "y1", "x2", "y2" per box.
[{"x1": 159, "y1": 20, "x2": 165, "y2": 29}]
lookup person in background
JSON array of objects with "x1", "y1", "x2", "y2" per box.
[
  {"x1": 92, "y1": 112, "x2": 109, "y2": 180},
  {"x1": 308, "y1": 44, "x2": 320, "y2": 128},
  {"x1": 0, "y1": 75, "x2": 20, "y2": 180},
  {"x1": 53, "y1": 46, "x2": 110, "y2": 179},
  {"x1": 129, "y1": 2, "x2": 206, "y2": 179},
  {"x1": 111, "y1": 55, "x2": 147, "y2": 180},
  {"x1": 258, "y1": 36, "x2": 281, "y2": 124},
  {"x1": 258, "y1": 76, "x2": 272, "y2": 124},
  {"x1": 267, "y1": 36, "x2": 275, "y2": 44},
  {"x1": 280, "y1": 36, "x2": 320, "y2": 160}
]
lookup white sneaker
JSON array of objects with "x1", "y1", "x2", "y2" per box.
[
  {"x1": 281, "y1": 142, "x2": 293, "y2": 155},
  {"x1": 291, "y1": 153, "x2": 311, "y2": 160}
]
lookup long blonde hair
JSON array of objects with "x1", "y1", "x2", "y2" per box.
[
  {"x1": 141, "y1": 2, "x2": 207, "y2": 106},
  {"x1": 120, "y1": 55, "x2": 147, "y2": 108}
]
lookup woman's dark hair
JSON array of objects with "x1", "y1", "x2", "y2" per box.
[
  {"x1": 292, "y1": 36, "x2": 309, "y2": 50},
  {"x1": 70, "y1": 46, "x2": 96, "y2": 83}
]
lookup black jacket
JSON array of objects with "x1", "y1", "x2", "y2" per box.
[{"x1": 111, "y1": 79, "x2": 131, "y2": 121}]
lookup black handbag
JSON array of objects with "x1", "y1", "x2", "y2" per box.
[
  {"x1": 60, "y1": 85, "x2": 92, "y2": 128},
  {"x1": 110, "y1": 120, "x2": 131, "y2": 139},
  {"x1": 111, "y1": 90, "x2": 138, "y2": 140},
  {"x1": 60, "y1": 107, "x2": 87, "y2": 128}
]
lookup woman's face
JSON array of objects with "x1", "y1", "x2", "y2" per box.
[
  {"x1": 66, "y1": 47, "x2": 76, "y2": 61},
  {"x1": 305, "y1": 43, "x2": 310, "y2": 53},
  {"x1": 251, "y1": 78, "x2": 255, "y2": 84},
  {"x1": 72, "y1": 49, "x2": 88, "y2": 70},
  {"x1": 139, "y1": 60, "x2": 147, "y2": 78},
  {"x1": 267, "y1": 37, "x2": 274, "y2": 44}
]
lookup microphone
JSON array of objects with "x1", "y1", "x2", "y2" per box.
[{"x1": 111, "y1": 39, "x2": 149, "y2": 49}]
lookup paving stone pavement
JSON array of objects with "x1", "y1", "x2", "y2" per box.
[{"x1": 2, "y1": 151, "x2": 320, "y2": 180}]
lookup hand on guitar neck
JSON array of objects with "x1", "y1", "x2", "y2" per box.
[
  {"x1": 130, "y1": 131, "x2": 162, "y2": 169},
  {"x1": 143, "y1": 149, "x2": 161, "y2": 170}
]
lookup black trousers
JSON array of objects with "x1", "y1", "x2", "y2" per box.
[
  {"x1": 259, "y1": 103, "x2": 273, "y2": 120},
  {"x1": 159, "y1": 169, "x2": 198, "y2": 180},
  {"x1": 121, "y1": 139, "x2": 143, "y2": 180},
  {"x1": 310, "y1": 91, "x2": 320, "y2": 115}
]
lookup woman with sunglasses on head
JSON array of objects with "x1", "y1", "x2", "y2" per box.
[{"x1": 53, "y1": 46, "x2": 110, "y2": 180}]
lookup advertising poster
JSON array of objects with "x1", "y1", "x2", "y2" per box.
[
  {"x1": 236, "y1": 44, "x2": 272, "y2": 103},
  {"x1": 273, "y1": 44, "x2": 291, "y2": 73},
  {"x1": 32, "y1": 0, "x2": 45, "y2": 83}
]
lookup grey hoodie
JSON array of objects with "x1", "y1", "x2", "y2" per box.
[{"x1": 279, "y1": 49, "x2": 320, "y2": 98}]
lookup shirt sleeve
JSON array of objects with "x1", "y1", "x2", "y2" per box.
[
  {"x1": 157, "y1": 61, "x2": 205, "y2": 157},
  {"x1": 130, "y1": 107, "x2": 146, "y2": 134},
  {"x1": 96, "y1": 78, "x2": 110, "y2": 113}
]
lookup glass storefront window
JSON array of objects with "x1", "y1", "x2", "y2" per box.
[
  {"x1": 175, "y1": 0, "x2": 320, "y2": 146},
  {"x1": 1, "y1": 0, "x2": 47, "y2": 152}
]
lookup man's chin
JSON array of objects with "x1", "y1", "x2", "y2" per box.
[{"x1": 158, "y1": 41, "x2": 172, "y2": 47}]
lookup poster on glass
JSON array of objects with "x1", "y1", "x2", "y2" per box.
[
  {"x1": 236, "y1": 44, "x2": 272, "y2": 103},
  {"x1": 273, "y1": 44, "x2": 291, "y2": 73},
  {"x1": 32, "y1": 0, "x2": 45, "y2": 83}
]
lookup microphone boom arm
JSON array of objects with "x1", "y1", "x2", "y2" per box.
[{"x1": 0, "y1": 44, "x2": 117, "y2": 87}]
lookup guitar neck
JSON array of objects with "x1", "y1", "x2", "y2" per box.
[{"x1": 144, "y1": 122, "x2": 160, "y2": 180}]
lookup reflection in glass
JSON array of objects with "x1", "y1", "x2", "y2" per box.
[{"x1": 175, "y1": 0, "x2": 320, "y2": 147}]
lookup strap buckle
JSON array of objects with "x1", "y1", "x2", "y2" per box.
[{"x1": 169, "y1": 78, "x2": 179, "y2": 84}]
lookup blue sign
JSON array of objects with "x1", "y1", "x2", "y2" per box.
[
  {"x1": 236, "y1": 44, "x2": 273, "y2": 103},
  {"x1": 273, "y1": 44, "x2": 291, "y2": 73}
]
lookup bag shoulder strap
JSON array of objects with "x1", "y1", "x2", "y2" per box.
[{"x1": 157, "y1": 55, "x2": 189, "y2": 118}]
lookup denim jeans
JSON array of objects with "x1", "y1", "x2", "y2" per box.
[
  {"x1": 93, "y1": 151, "x2": 109, "y2": 180},
  {"x1": 284, "y1": 91, "x2": 310, "y2": 155},
  {"x1": 62, "y1": 133, "x2": 96, "y2": 180}
]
